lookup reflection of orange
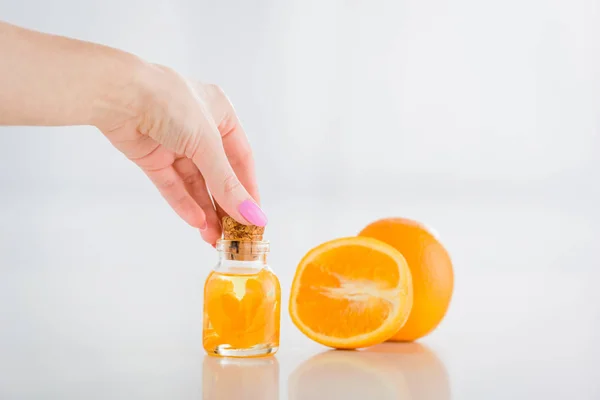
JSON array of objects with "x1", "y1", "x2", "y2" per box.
[
  {"x1": 365, "y1": 342, "x2": 451, "y2": 399},
  {"x1": 203, "y1": 268, "x2": 280, "y2": 352},
  {"x1": 289, "y1": 351, "x2": 403, "y2": 399},
  {"x1": 360, "y1": 218, "x2": 453, "y2": 341},
  {"x1": 289, "y1": 237, "x2": 413, "y2": 349},
  {"x1": 289, "y1": 343, "x2": 449, "y2": 400}
]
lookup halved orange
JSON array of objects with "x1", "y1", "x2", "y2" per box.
[{"x1": 289, "y1": 237, "x2": 413, "y2": 349}]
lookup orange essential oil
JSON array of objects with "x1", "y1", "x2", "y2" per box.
[{"x1": 203, "y1": 218, "x2": 281, "y2": 357}]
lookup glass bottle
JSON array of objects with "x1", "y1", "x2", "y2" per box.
[{"x1": 203, "y1": 239, "x2": 281, "y2": 357}]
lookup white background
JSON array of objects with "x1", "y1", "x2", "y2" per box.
[{"x1": 0, "y1": 0, "x2": 599, "y2": 398}]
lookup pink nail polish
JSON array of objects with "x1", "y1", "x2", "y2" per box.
[{"x1": 238, "y1": 200, "x2": 268, "y2": 227}]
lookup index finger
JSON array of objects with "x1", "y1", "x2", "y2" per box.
[
  {"x1": 219, "y1": 117, "x2": 260, "y2": 204},
  {"x1": 201, "y1": 84, "x2": 261, "y2": 204}
]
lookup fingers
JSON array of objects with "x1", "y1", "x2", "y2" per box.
[
  {"x1": 201, "y1": 84, "x2": 261, "y2": 203},
  {"x1": 189, "y1": 113, "x2": 268, "y2": 227},
  {"x1": 172, "y1": 158, "x2": 221, "y2": 245},
  {"x1": 133, "y1": 69, "x2": 267, "y2": 227},
  {"x1": 219, "y1": 113, "x2": 261, "y2": 204},
  {"x1": 144, "y1": 165, "x2": 207, "y2": 229}
]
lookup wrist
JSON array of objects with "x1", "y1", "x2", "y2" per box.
[{"x1": 89, "y1": 47, "x2": 149, "y2": 132}]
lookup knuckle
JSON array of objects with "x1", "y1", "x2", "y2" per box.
[
  {"x1": 157, "y1": 178, "x2": 177, "y2": 190},
  {"x1": 177, "y1": 133, "x2": 195, "y2": 158},
  {"x1": 205, "y1": 83, "x2": 225, "y2": 97},
  {"x1": 218, "y1": 115, "x2": 237, "y2": 137},
  {"x1": 184, "y1": 114, "x2": 214, "y2": 159},
  {"x1": 230, "y1": 147, "x2": 253, "y2": 169},
  {"x1": 181, "y1": 170, "x2": 203, "y2": 186},
  {"x1": 174, "y1": 195, "x2": 190, "y2": 210},
  {"x1": 177, "y1": 198, "x2": 196, "y2": 216},
  {"x1": 185, "y1": 132, "x2": 207, "y2": 160},
  {"x1": 205, "y1": 83, "x2": 231, "y2": 107},
  {"x1": 223, "y1": 173, "x2": 242, "y2": 194}
]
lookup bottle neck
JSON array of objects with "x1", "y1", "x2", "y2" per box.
[
  {"x1": 218, "y1": 252, "x2": 268, "y2": 265},
  {"x1": 216, "y1": 239, "x2": 269, "y2": 265}
]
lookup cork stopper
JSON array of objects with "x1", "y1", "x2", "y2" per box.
[
  {"x1": 219, "y1": 216, "x2": 267, "y2": 261},
  {"x1": 222, "y1": 216, "x2": 264, "y2": 241}
]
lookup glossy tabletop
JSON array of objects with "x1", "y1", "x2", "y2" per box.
[{"x1": 0, "y1": 192, "x2": 598, "y2": 399}]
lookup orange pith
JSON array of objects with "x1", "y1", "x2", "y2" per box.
[{"x1": 289, "y1": 237, "x2": 413, "y2": 349}]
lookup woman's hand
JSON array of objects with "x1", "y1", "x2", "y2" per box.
[
  {"x1": 0, "y1": 21, "x2": 266, "y2": 245},
  {"x1": 97, "y1": 65, "x2": 266, "y2": 245}
]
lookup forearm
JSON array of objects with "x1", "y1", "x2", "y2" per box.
[{"x1": 0, "y1": 21, "x2": 143, "y2": 127}]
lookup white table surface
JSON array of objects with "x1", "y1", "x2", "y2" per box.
[{"x1": 0, "y1": 190, "x2": 598, "y2": 399}]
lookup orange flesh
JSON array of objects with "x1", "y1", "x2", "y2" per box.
[
  {"x1": 290, "y1": 237, "x2": 413, "y2": 348},
  {"x1": 203, "y1": 268, "x2": 281, "y2": 351}
]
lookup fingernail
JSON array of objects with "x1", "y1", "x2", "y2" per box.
[
  {"x1": 238, "y1": 200, "x2": 268, "y2": 227},
  {"x1": 200, "y1": 222, "x2": 208, "y2": 231}
]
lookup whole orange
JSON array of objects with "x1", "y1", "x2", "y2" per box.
[{"x1": 359, "y1": 218, "x2": 453, "y2": 341}]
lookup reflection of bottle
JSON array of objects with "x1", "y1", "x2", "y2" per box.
[
  {"x1": 289, "y1": 343, "x2": 449, "y2": 400},
  {"x1": 203, "y1": 356, "x2": 279, "y2": 400},
  {"x1": 203, "y1": 217, "x2": 281, "y2": 357}
]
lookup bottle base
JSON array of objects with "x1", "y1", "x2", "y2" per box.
[{"x1": 206, "y1": 343, "x2": 279, "y2": 358}]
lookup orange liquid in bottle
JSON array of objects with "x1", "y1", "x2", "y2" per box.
[{"x1": 203, "y1": 267, "x2": 281, "y2": 357}]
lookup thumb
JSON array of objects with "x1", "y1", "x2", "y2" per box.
[{"x1": 189, "y1": 120, "x2": 267, "y2": 227}]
